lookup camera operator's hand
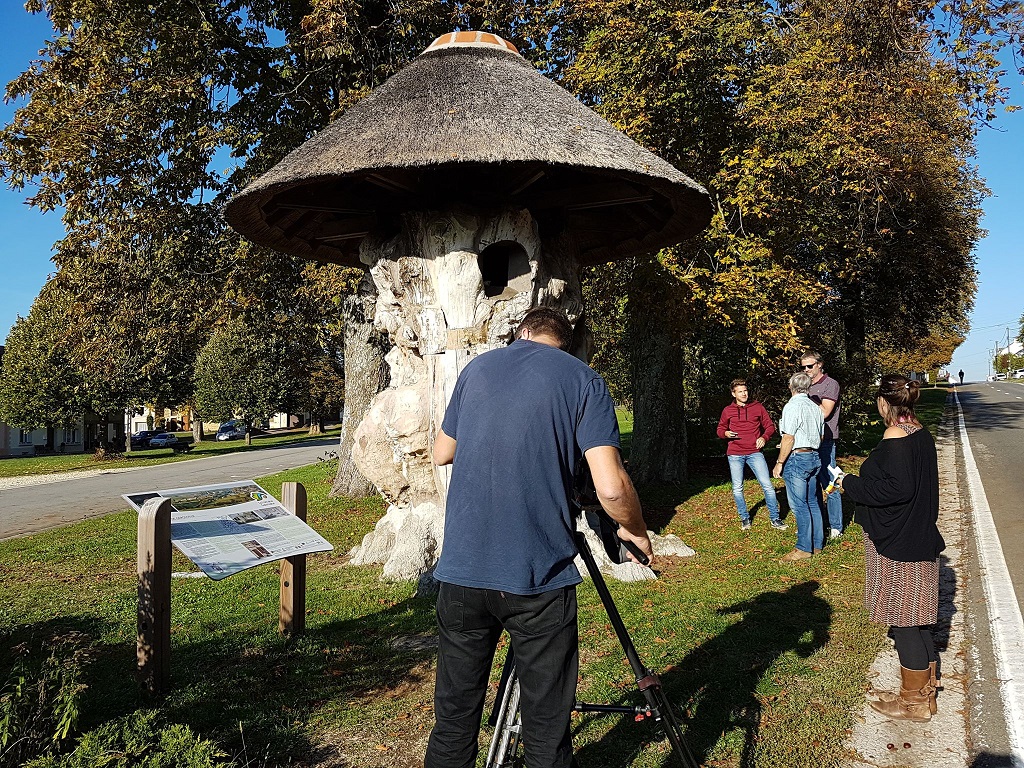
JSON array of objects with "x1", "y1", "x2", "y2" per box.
[{"x1": 617, "y1": 525, "x2": 655, "y2": 566}]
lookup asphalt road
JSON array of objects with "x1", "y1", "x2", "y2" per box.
[
  {"x1": 0, "y1": 436, "x2": 339, "y2": 540},
  {"x1": 955, "y1": 380, "x2": 1024, "y2": 764},
  {"x1": 957, "y1": 380, "x2": 1024, "y2": 614}
]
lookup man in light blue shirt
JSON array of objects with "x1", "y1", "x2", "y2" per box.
[{"x1": 773, "y1": 371, "x2": 825, "y2": 561}]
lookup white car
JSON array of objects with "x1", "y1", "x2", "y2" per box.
[
  {"x1": 148, "y1": 433, "x2": 179, "y2": 448},
  {"x1": 1013, "y1": 368, "x2": 1024, "y2": 379},
  {"x1": 994, "y1": 373, "x2": 1007, "y2": 381}
]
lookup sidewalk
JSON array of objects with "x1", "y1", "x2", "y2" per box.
[{"x1": 843, "y1": 399, "x2": 970, "y2": 766}]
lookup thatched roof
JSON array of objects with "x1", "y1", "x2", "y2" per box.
[{"x1": 224, "y1": 31, "x2": 712, "y2": 267}]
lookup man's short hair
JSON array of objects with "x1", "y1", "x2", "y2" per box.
[
  {"x1": 800, "y1": 350, "x2": 822, "y2": 365},
  {"x1": 516, "y1": 307, "x2": 573, "y2": 351},
  {"x1": 730, "y1": 378, "x2": 747, "y2": 392},
  {"x1": 789, "y1": 372, "x2": 812, "y2": 393}
]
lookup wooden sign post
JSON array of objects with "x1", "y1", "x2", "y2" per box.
[
  {"x1": 137, "y1": 497, "x2": 172, "y2": 695},
  {"x1": 136, "y1": 482, "x2": 310, "y2": 694},
  {"x1": 278, "y1": 481, "x2": 307, "y2": 635}
]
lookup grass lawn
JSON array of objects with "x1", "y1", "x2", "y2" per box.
[
  {"x1": 0, "y1": 390, "x2": 952, "y2": 767},
  {"x1": 0, "y1": 428, "x2": 341, "y2": 480}
]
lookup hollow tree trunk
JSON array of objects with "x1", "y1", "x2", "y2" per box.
[
  {"x1": 625, "y1": 259, "x2": 688, "y2": 486},
  {"x1": 331, "y1": 285, "x2": 389, "y2": 499},
  {"x1": 346, "y1": 206, "x2": 583, "y2": 583}
]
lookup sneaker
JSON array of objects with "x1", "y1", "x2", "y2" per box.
[
  {"x1": 770, "y1": 520, "x2": 788, "y2": 531},
  {"x1": 830, "y1": 528, "x2": 842, "y2": 540},
  {"x1": 741, "y1": 521, "x2": 751, "y2": 531}
]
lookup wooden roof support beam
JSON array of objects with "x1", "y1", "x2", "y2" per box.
[{"x1": 523, "y1": 181, "x2": 653, "y2": 211}]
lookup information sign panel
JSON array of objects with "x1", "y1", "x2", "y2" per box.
[{"x1": 123, "y1": 480, "x2": 332, "y2": 580}]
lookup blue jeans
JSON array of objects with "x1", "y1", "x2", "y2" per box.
[
  {"x1": 783, "y1": 451, "x2": 823, "y2": 553},
  {"x1": 817, "y1": 439, "x2": 843, "y2": 531},
  {"x1": 727, "y1": 452, "x2": 781, "y2": 523},
  {"x1": 426, "y1": 582, "x2": 578, "y2": 768}
]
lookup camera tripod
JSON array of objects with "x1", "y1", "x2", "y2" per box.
[{"x1": 484, "y1": 511, "x2": 700, "y2": 768}]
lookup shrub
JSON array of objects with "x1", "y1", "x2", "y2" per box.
[
  {"x1": 0, "y1": 632, "x2": 92, "y2": 768},
  {"x1": 23, "y1": 710, "x2": 233, "y2": 768}
]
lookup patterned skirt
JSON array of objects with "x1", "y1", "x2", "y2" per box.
[{"x1": 863, "y1": 533, "x2": 939, "y2": 626}]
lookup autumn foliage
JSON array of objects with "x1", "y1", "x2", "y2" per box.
[{"x1": 1, "y1": 0, "x2": 1018, "y2": 469}]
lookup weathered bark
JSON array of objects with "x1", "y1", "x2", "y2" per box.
[
  {"x1": 191, "y1": 409, "x2": 204, "y2": 444},
  {"x1": 347, "y1": 206, "x2": 583, "y2": 581},
  {"x1": 626, "y1": 260, "x2": 688, "y2": 486},
  {"x1": 331, "y1": 282, "x2": 389, "y2": 499}
]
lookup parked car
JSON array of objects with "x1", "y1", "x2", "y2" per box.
[
  {"x1": 216, "y1": 421, "x2": 247, "y2": 441},
  {"x1": 130, "y1": 430, "x2": 160, "y2": 449},
  {"x1": 994, "y1": 372, "x2": 1007, "y2": 380},
  {"x1": 1013, "y1": 368, "x2": 1024, "y2": 379},
  {"x1": 148, "y1": 433, "x2": 179, "y2": 448}
]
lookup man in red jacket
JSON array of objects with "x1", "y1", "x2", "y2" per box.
[{"x1": 717, "y1": 379, "x2": 786, "y2": 530}]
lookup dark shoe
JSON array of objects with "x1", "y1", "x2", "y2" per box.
[
  {"x1": 770, "y1": 519, "x2": 788, "y2": 530},
  {"x1": 868, "y1": 666, "x2": 933, "y2": 722},
  {"x1": 780, "y1": 548, "x2": 812, "y2": 563}
]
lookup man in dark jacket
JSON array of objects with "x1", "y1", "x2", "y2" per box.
[{"x1": 716, "y1": 379, "x2": 785, "y2": 530}]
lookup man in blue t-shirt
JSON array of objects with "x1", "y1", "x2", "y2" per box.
[{"x1": 424, "y1": 307, "x2": 652, "y2": 768}]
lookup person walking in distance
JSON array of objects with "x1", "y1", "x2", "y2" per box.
[
  {"x1": 716, "y1": 379, "x2": 786, "y2": 531},
  {"x1": 958, "y1": 369, "x2": 964, "y2": 385},
  {"x1": 801, "y1": 351, "x2": 843, "y2": 539},
  {"x1": 425, "y1": 307, "x2": 653, "y2": 768},
  {"x1": 830, "y1": 375, "x2": 944, "y2": 722},
  {"x1": 773, "y1": 372, "x2": 825, "y2": 562}
]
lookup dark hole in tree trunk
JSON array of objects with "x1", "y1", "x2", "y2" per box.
[{"x1": 479, "y1": 241, "x2": 531, "y2": 298}]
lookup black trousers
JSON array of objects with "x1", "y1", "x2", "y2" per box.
[{"x1": 424, "y1": 582, "x2": 579, "y2": 768}]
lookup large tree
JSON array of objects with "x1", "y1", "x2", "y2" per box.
[
  {"x1": 0, "y1": 283, "x2": 86, "y2": 447},
  {"x1": 3, "y1": 0, "x2": 1018, "y2": 481}
]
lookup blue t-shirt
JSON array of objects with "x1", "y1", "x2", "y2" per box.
[{"x1": 434, "y1": 339, "x2": 621, "y2": 595}]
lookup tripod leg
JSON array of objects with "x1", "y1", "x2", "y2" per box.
[
  {"x1": 485, "y1": 666, "x2": 522, "y2": 768},
  {"x1": 643, "y1": 683, "x2": 701, "y2": 768},
  {"x1": 575, "y1": 531, "x2": 700, "y2": 768}
]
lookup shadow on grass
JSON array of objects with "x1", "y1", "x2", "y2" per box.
[
  {"x1": 3, "y1": 593, "x2": 436, "y2": 765},
  {"x1": 574, "y1": 580, "x2": 831, "y2": 768},
  {"x1": 0, "y1": 615, "x2": 141, "y2": 742},
  {"x1": 161, "y1": 593, "x2": 438, "y2": 761}
]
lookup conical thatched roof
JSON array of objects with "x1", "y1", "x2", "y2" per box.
[{"x1": 225, "y1": 31, "x2": 712, "y2": 267}]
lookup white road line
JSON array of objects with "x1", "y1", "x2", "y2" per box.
[{"x1": 954, "y1": 389, "x2": 1024, "y2": 766}]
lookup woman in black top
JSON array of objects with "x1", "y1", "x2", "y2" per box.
[{"x1": 833, "y1": 375, "x2": 944, "y2": 722}]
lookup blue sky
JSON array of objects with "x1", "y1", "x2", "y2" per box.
[{"x1": 1, "y1": 7, "x2": 1021, "y2": 382}]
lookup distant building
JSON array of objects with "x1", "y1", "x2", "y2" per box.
[{"x1": 997, "y1": 341, "x2": 1023, "y2": 357}]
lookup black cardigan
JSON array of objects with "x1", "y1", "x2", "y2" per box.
[{"x1": 843, "y1": 429, "x2": 945, "y2": 562}]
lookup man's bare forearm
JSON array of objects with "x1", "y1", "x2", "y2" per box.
[{"x1": 584, "y1": 446, "x2": 645, "y2": 534}]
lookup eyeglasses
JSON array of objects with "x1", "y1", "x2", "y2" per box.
[{"x1": 801, "y1": 363, "x2": 818, "y2": 370}]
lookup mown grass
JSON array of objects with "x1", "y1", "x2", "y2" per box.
[
  {"x1": 0, "y1": 390, "x2": 952, "y2": 767},
  {"x1": 0, "y1": 428, "x2": 341, "y2": 480}
]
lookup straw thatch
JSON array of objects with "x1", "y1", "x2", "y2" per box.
[{"x1": 224, "y1": 33, "x2": 712, "y2": 266}]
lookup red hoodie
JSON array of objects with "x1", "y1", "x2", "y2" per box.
[{"x1": 716, "y1": 401, "x2": 777, "y2": 456}]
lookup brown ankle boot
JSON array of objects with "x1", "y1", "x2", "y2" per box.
[
  {"x1": 868, "y1": 666, "x2": 933, "y2": 722},
  {"x1": 871, "y1": 661, "x2": 939, "y2": 715}
]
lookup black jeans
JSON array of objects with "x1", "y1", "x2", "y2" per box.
[{"x1": 424, "y1": 582, "x2": 579, "y2": 768}]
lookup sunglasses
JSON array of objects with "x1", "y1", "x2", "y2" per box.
[{"x1": 801, "y1": 363, "x2": 818, "y2": 370}]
